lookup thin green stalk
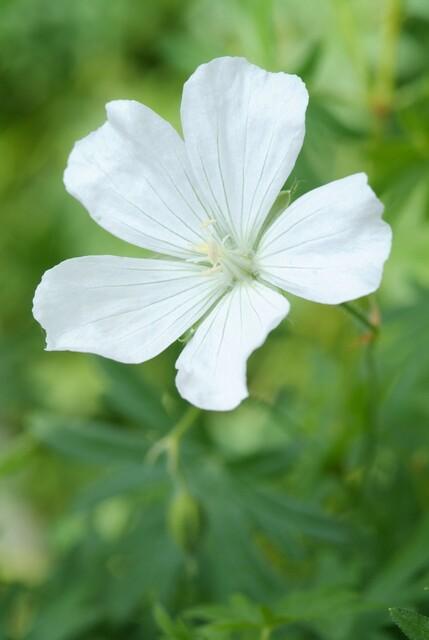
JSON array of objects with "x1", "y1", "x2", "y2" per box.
[
  {"x1": 171, "y1": 405, "x2": 200, "y2": 441},
  {"x1": 340, "y1": 302, "x2": 379, "y2": 337},
  {"x1": 331, "y1": 0, "x2": 369, "y2": 98},
  {"x1": 146, "y1": 405, "x2": 200, "y2": 479},
  {"x1": 260, "y1": 627, "x2": 272, "y2": 640},
  {"x1": 167, "y1": 406, "x2": 200, "y2": 477},
  {"x1": 341, "y1": 302, "x2": 381, "y2": 477},
  {"x1": 363, "y1": 339, "x2": 379, "y2": 472},
  {"x1": 373, "y1": 0, "x2": 402, "y2": 118}
]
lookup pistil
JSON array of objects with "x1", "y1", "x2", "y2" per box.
[{"x1": 191, "y1": 237, "x2": 255, "y2": 281}]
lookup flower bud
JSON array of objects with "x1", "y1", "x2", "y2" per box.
[{"x1": 167, "y1": 489, "x2": 204, "y2": 554}]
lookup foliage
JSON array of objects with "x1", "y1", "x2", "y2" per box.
[
  {"x1": 390, "y1": 608, "x2": 429, "y2": 640},
  {"x1": 1, "y1": 0, "x2": 429, "y2": 639}
]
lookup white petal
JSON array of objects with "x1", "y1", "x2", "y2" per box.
[
  {"x1": 175, "y1": 281, "x2": 289, "y2": 411},
  {"x1": 33, "y1": 257, "x2": 226, "y2": 363},
  {"x1": 181, "y1": 57, "x2": 308, "y2": 249},
  {"x1": 64, "y1": 100, "x2": 210, "y2": 258},
  {"x1": 257, "y1": 174, "x2": 392, "y2": 304}
]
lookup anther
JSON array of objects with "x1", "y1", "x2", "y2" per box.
[{"x1": 201, "y1": 218, "x2": 216, "y2": 229}]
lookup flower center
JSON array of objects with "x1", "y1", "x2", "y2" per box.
[{"x1": 192, "y1": 235, "x2": 256, "y2": 282}]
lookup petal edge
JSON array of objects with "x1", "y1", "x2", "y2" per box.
[
  {"x1": 181, "y1": 57, "x2": 308, "y2": 249},
  {"x1": 175, "y1": 280, "x2": 289, "y2": 411},
  {"x1": 33, "y1": 256, "x2": 226, "y2": 363},
  {"x1": 64, "y1": 100, "x2": 209, "y2": 258},
  {"x1": 257, "y1": 173, "x2": 392, "y2": 304}
]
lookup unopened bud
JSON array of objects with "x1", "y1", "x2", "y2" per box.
[{"x1": 167, "y1": 489, "x2": 204, "y2": 554}]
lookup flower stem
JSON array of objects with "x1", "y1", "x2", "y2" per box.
[
  {"x1": 373, "y1": 0, "x2": 402, "y2": 119},
  {"x1": 146, "y1": 405, "x2": 200, "y2": 479},
  {"x1": 340, "y1": 302, "x2": 379, "y2": 337},
  {"x1": 167, "y1": 406, "x2": 200, "y2": 476},
  {"x1": 363, "y1": 337, "x2": 379, "y2": 470},
  {"x1": 260, "y1": 627, "x2": 272, "y2": 640},
  {"x1": 172, "y1": 405, "x2": 200, "y2": 440},
  {"x1": 340, "y1": 301, "x2": 382, "y2": 476},
  {"x1": 332, "y1": 0, "x2": 369, "y2": 97}
]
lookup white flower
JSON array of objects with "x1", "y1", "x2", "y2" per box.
[{"x1": 33, "y1": 57, "x2": 392, "y2": 411}]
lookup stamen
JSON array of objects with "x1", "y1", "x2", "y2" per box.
[
  {"x1": 203, "y1": 264, "x2": 222, "y2": 275},
  {"x1": 191, "y1": 231, "x2": 255, "y2": 282},
  {"x1": 201, "y1": 218, "x2": 216, "y2": 229},
  {"x1": 193, "y1": 242, "x2": 210, "y2": 254},
  {"x1": 206, "y1": 239, "x2": 222, "y2": 266}
]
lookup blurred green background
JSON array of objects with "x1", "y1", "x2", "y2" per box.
[{"x1": 1, "y1": 0, "x2": 429, "y2": 638}]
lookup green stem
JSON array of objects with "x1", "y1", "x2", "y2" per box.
[
  {"x1": 341, "y1": 302, "x2": 381, "y2": 476},
  {"x1": 171, "y1": 406, "x2": 200, "y2": 440},
  {"x1": 260, "y1": 627, "x2": 272, "y2": 640},
  {"x1": 373, "y1": 0, "x2": 402, "y2": 117},
  {"x1": 168, "y1": 406, "x2": 200, "y2": 476},
  {"x1": 340, "y1": 302, "x2": 379, "y2": 337},
  {"x1": 146, "y1": 406, "x2": 200, "y2": 479},
  {"x1": 332, "y1": 0, "x2": 369, "y2": 98},
  {"x1": 363, "y1": 339, "x2": 379, "y2": 472}
]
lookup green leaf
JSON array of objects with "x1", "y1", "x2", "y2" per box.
[
  {"x1": 154, "y1": 605, "x2": 195, "y2": 640},
  {"x1": 101, "y1": 504, "x2": 183, "y2": 620},
  {"x1": 29, "y1": 414, "x2": 150, "y2": 465},
  {"x1": 154, "y1": 605, "x2": 177, "y2": 636},
  {"x1": 0, "y1": 434, "x2": 36, "y2": 476},
  {"x1": 368, "y1": 514, "x2": 429, "y2": 602},
  {"x1": 390, "y1": 608, "x2": 429, "y2": 640},
  {"x1": 73, "y1": 463, "x2": 167, "y2": 511},
  {"x1": 100, "y1": 359, "x2": 173, "y2": 430},
  {"x1": 26, "y1": 585, "x2": 100, "y2": 640},
  {"x1": 235, "y1": 478, "x2": 351, "y2": 546},
  {"x1": 275, "y1": 587, "x2": 369, "y2": 623},
  {"x1": 186, "y1": 594, "x2": 262, "y2": 633}
]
